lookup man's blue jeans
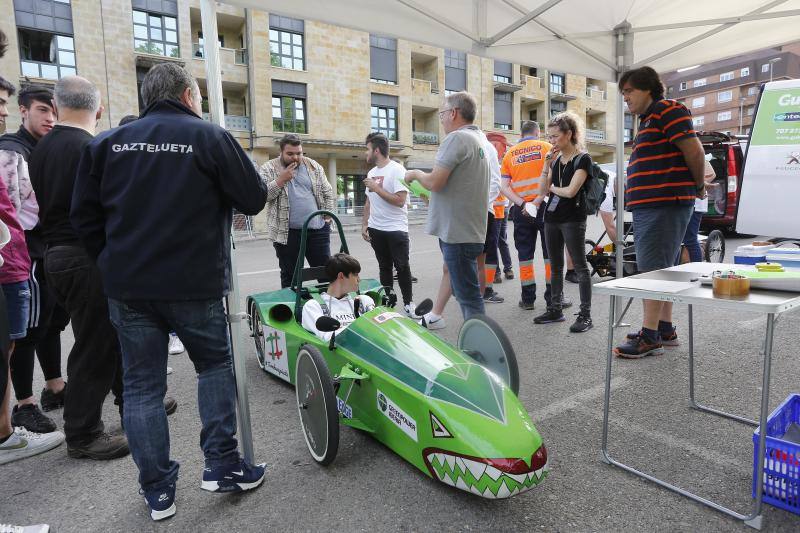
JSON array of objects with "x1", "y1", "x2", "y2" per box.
[
  {"x1": 439, "y1": 240, "x2": 485, "y2": 320},
  {"x1": 107, "y1": 298, "x2": 240, "y2": 491}
]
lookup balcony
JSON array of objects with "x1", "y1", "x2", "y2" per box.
[
  {"x1": 412, "y1": 131, "x2": 439, "y2": 145},
  {"x1": 411, "y1": 78, "x2": 440, "y2": 111},
  {"x1": 202, "y1": 113, "x2": 251, "y2": 131},
  {"x1": 520, "y1": 75, "x2": 546, "y2": 103},
  {"x1": 493, "y1": 77, "x2": 522, "y2": 94},
  {"x1": 586, "y1": 129, "x2": 607, "y2": 143},
  {"x1": 193, "y1": 44, "x2": 247, "y2": 65},
  {"x1": 586, "y1": 87, "x2": 606, "y2": 100},
  {"x1": 191, "y1": 45, "x2": 248, "y2": 86}
]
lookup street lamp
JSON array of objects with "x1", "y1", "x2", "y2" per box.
[{"x1": 769, "y1": 57, "x2": 782, "y2": 83}]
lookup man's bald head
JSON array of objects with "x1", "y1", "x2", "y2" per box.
[{"x1": 54, "y1": 76, "x2": 101, "y2": 112}]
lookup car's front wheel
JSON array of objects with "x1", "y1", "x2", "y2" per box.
[
  {"x1": 295, "y1": 345, "x2": 339, "y2": 466},
  {"x1": 458, "y1": 315, "x2": 520, "y2": 395}
]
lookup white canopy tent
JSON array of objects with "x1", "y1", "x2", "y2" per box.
[{"x1": 198, "y1": 0, "x2": 800, "y2": 469}]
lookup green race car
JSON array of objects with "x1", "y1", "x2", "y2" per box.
[{"x1": 246, "y1": 212, "x2": 548, "y2": 499}]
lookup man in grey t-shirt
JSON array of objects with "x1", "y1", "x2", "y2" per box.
[{"x1": 405, "y1": 91, "x2": 488, "y2": 320}]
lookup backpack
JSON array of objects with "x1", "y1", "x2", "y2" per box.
[{"x1": 573, "y1": 152, "x2": 608, "y2": 216}]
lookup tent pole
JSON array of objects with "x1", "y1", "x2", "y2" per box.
[
  {"x1": 200, "y1": 0, "x2": 255, "y2": 464},
  {"x1": 614, "y1": 22, "x2": 632, "y2": 326}
]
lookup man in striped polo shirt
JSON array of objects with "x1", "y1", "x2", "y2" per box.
[{"x1": 614, "y1": 66, "x2": 707, "y2": 359}]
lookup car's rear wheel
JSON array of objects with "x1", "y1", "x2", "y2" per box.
[
  {"x1": 295, "y1": 345, "x2": 339, "y2": 466},
  {"x1": 704, "y1": 229, "x2": 725, "y2": 263},
  {"x1": 250, "y1": 301, "x2": 266, "y2": 370},
  {"x1": 458, "y1": 315, "x2": 520, "y2": 395}
]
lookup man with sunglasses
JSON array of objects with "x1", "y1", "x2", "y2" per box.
[{"x1": 405, "y1": 91, "x2": 488, "y2": 320}]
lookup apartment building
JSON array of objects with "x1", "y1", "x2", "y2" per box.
[
  {"x1": 662, "y1": 44, "x2": 800, "y2": 136},
  {"x1": 0, "y1": 0, "x2": 620, "y2": 221}
]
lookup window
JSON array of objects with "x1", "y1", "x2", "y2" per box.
[
  {"x1": 370, "y1": 93, "x2": 398, "y2": 141},
  {"x1": 493, "y1": 61, "x2": 512, "y2": 84},
  {"x1": 444, "y1": 49, "x2": 466, "y2": 92},
  {"x1": 550, "y1": 100, "x2": 566, "y2": 118},
  {"x1": 550, "y1": 73, "x2": 565, "y2": 94},
  {"x1": 195, "y1": 31, "x2": 225, "y2": 58},
  {"x1": 719, "y1": 71, "x2": 734, "y2": 82},
  {"x1": 272, "y1": 80, "x2": 307, "y2": 133},
  {"x1": 269, "y1": 14, "x2": 304, "y2": 70},
  {"x1": 692, "y1": 96, "x2": 705, "y2": 108},
  {"x1": 747, "y1": 106, "x2": 755, "y2": 116},
  {"x1": 717, "y1": 111, "x2": 732, "y2": 121},
  {"x1": 667, "y1": 86, "x2": 674, "y2": 95},
  {"x1": 693, "y1": 78, "x2": 706, "y2": 87},
  {"x1": 693, "y1": 115, "x2": 704, "y2": 127},
  {"x1": 18, "y1": 29, "x2": 76, "y2": 79},
  {"x1": 13, "y1": 0, "x2": 73, "y2": 35},
  {"x1": 369, "y1": 35, "x2": 397, "y2": 84},
  {"x1": 741, "y1": 67, "x2": 750, "y2": 77},
  {"x1": 761, "y1": 63, "x2": 770, "y2": 73},
  {"x1": 679, "y1": 81, "x2": 687, "y2": 91},
  {"x1": 717, "y1": 90, "x2": 732, "y2": 103},
  {"x1": 494, "y1": 90, "x2": 512, "y2": 130},
  {"x1": 748, "y1": 86, "x2": 759, "y2": 96},
  {"x1": 133, "y1": 10, "x2": 179, "y2": 57}
]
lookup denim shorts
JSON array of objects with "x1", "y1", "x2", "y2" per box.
[
  {"x1": 632, "y1": 204, "x2": 694, "y2": 272},
  {"x1": 2, "y1": 280, "x2": 31, "y2": 340}
]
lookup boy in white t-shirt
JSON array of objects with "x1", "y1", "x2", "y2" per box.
[
  {"x1": 361, "y1": 132, "x2": 416, "y2": 317},
  {"x1": 302, "y1": 253, "x2": 375, "y2": 342}
]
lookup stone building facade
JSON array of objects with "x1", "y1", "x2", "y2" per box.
[{"x1": 1, "y1": 0, "x2": 620, "y2": 226}]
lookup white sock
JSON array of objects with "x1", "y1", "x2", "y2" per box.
[{"x1": 427, "y1": 312, "x2": 441, "y2": 321}]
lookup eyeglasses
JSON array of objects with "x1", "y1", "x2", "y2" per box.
[{"x1": 438, "y1": 107, "x2": 457, "y2": 118}]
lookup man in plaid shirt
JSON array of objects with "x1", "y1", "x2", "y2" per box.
[{"x1": 260, "y1": 134, "x2": 336, "y2": 288}]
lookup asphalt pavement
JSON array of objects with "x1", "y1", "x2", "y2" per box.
[{"x1": 2, "y1": 217, "x2": 799, "y2": 532}]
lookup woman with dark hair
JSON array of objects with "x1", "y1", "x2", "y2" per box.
[{"x1": 532, "y1": 111, "x2": 593, "y2": 333}]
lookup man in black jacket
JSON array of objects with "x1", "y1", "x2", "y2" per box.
[{"x1": 71, "y1": 63, "x2": 268, "y2": 521}]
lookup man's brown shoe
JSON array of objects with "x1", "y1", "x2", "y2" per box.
[{"x1": 67, "y1": 432, "x2": 129, "y2": 460}]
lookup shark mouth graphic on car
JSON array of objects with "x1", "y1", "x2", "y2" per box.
[{"x1": 422, "y1": 445, "x2": 548, "y2": 499}]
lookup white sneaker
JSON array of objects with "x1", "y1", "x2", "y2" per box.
[
  {"x1": 403, "y1": 302, "x2": 418, "y2": 318},
  {"x1": 166, "y1": 366, "x2": 174, "y2": 375},
  {"x1": 0, "y1": 524, "x2": 50, "y2": 533},
  {"x1": 424, "y1": 312, "x2": 446, "y2": 330},
  {"x1": 0, "y1": 427, "x2": 65, "y2": 466},
  {"x1": 168, "y1": 334, "x2": 185, "y2": 355}
]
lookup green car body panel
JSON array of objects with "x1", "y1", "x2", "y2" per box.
[{"x1": 247, "y1": 282, "x2": 549, "y2": 499}]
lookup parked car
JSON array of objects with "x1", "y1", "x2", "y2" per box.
[{"x1": 698, "y1": 132, "x2": 747, "y2": 233}]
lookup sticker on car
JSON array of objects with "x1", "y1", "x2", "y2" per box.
[
  {"x1": 262, "y1": 327, "x2": 290, "y2": 381},
  {"x1": 373, "y1": 311, "x2": 403, "y2": 324},
  {"x1": 377, "y1": 390, "x2": 417, "y2": 441}
]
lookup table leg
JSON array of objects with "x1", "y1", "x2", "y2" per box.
[
  {"x1": 613, "y1": 297, "x2": 633, "y2": 328},
  {"x1": 688, "y1": 304, "x2": 696, "y2": 408},
  {"x1": 601, "y1": 295, "x2": 616, "y2": 463},
  {"x1": 687, "y1": 304, "x2": 759, "y2": 427},
  {"x1": 743, "y1": 312, "x2": 776, "y2": 530}
]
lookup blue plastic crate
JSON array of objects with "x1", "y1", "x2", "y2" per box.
[{"x1": 752, "y1": 394, "x2": 800, "y2": 515}]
